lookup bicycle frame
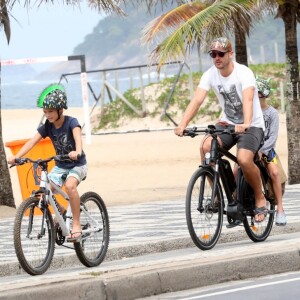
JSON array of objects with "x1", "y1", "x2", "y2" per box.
[
  {"x1": 197, "y1": 128, "x2": 271, "y2": 220},
  {"x1": 197, "y1": 129, "x2": 238, "y2": 208},
  {"x1": 32, "y1": 161, "x2": 102, "y2": 239},
  {"x1": 36, "y1": 170, "x2": 70, "y2": 236}
]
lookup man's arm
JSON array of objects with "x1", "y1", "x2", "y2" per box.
[
  {"x1": 174, "y1": 87, "x2": 208, "y2": 136},
  {"x1": 235, "y1": 86, "x2": 254, "y2": 133}
]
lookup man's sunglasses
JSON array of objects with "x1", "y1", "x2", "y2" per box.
[{"x1": 209, "y1": 51, "x2": 228, "y2": 58}]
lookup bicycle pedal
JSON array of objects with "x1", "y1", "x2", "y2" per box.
[{"x1": 226, "y1": 220, "x2": 243, "y2": 228}]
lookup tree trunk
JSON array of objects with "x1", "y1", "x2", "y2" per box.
[
  {"x1": 0, "y1": 63, "x2": 16, "y2": 207},
  {"x1": 234, "y1": 27, "x2": 248, "y2": 66},
  {"x1": 282, "y1": 2, "x2": 300, "y2": 184}
]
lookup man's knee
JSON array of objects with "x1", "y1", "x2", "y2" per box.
[
  {"x1": 202, "y1": 144, "x2": 210, "y2": 155},
  {"x1": 201, "y1": 137, "x2": 212, "y2": 154},
  {"x1": 237, "y1": 149, "x2": 255, "y2": 168}
]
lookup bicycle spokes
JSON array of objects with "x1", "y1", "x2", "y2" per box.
[
  {"x1": 14, "y1": 197, "x2": 55, "y2": 275},
  {"x1": 186, "y1": 168, "x2": 223, "y2": 250}
]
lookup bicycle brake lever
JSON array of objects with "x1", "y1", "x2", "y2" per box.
[
  {"x1": 183, "y1": 129, "x2": 196, "y2": 138},
  {"x1": 223, "y1": 124, "x2": 235, "y2": 134}
]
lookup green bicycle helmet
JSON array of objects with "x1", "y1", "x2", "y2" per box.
[
  {"x1": 256, "y1": 78, "x2": 271, "y2": 98},
  {"x1": 37, "y1": 84, "x2": 68, "y2": 109}
]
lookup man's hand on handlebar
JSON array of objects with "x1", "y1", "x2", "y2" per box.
[
  {"x1": 234, "y1": 123, "x2": 250, "y2": 133},
  {"x1": 174, "y1": 125, "x2": 186, "y2": 137}
]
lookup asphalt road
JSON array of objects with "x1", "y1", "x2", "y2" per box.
[{"x1": 140, "y1": 271, "x2": 300, "y2": 299}]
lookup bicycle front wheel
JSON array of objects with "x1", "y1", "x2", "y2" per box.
[
  {"x1": 240, "y1": 176, "x2": 275, "y2": 242},
  {"x1": 186, "y1": 167, "x2": 223, "y2": 250},
  {"x1": 14, "y1": 197, "x2": 55, "y2": 275},
  {"x1": 74, "y1": 192, "x2": 110, "y2": 267}
]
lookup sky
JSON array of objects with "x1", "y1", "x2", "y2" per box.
[{"x1": 0, "y1": 2, "x2": 104, "y2": 63}]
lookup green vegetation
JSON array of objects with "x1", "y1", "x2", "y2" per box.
[{"x1": 95, "y1": 63, "x2": 294, "y2": 130}]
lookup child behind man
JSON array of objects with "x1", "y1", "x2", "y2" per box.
[{"x1": 257, "y1": 78, "x2": 287, "y2": 226}]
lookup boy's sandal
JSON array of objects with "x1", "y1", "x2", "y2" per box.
[
  {"x1": 67, "y1": 232, "x2": 83, "y2": 243},
  {"x1": 254, "y1": 206, "x2": 268, "y2": 223}
]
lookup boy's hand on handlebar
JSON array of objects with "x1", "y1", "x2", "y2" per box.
[
  {"x1": 69, "y1": 151, "x2": 81, "y2": 160},
  {"x1": 8, "y1": 156, "x2": 16, "y2": 165}
]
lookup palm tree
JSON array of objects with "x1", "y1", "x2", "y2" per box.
[
  {"x1": 276, "y1": 0, "x2": 300, "y2": 184},
  {"x1": 143, "y1": 0, "x2": 300, "y2": 183},
  {"x1": 0, "y1": 0, "x2": 128, "y2": 208},
  {"x1": 143, "y1": 1, "x2": 265, "y2": 65}
]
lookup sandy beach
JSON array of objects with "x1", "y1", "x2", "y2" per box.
[{"x1": 1, "y1": 107, "x2": 288, "y2": 214}]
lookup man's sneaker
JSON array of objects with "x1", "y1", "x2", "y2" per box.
[{"x1": 275, "y1": 211, "x2": 287, "y2": 226}]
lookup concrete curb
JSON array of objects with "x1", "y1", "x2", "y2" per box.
[
  {"x1": 102, "y1": 249, "x2": 300, "y2": 300},
  {"x1": 1, "y1": 243, "x2": 300, "y2": 300}
]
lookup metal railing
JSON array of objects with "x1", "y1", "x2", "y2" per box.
[{"x1": 58, "y1": 61, "x2": 194, "y2": 128}]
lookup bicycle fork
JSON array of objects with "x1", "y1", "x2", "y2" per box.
[
  {"x1": 26, "y1": 205, "x2": 35, "y2": 239},
  {"x1": 211, "y1": 164, "x2": 219, "y2": 206},
  {"x1": 197, "y1": 166, "x2": 219, "y2": 214}
]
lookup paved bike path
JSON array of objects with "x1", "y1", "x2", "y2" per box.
[{"x1": 0, "y1": 184, "x2": 299, "y2": 276}]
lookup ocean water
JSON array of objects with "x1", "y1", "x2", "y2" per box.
[
  {"x1": 1, "y1": 77, "x2": 134, "y2": 110},
  {"x1": 1, "y1": 69, "x2": 176, "y2": 110}
]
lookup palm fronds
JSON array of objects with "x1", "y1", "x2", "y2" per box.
[{"x1": 143, "y1": 0, "x2": 278, "y2": 66}]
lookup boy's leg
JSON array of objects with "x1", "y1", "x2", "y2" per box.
[
  {"x1": 267, "y1": 162, "x2": 286, "y2": 225},
  {"x1": 48, "y1": 166, "x2": 67, "y2": 218},
  {"x1": 64, "y1": 165, "x2": 87, "y2": 240},
  {"x1": 65, "y1": 176, "x2": 82, "y2": 238},
  {"x1": 267, "y1": 162, "x2": 283, "y2": 211}
]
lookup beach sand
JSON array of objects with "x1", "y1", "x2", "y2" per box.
[{"x1": 1, "y1": 107, "x2": 288, "y2": 217}]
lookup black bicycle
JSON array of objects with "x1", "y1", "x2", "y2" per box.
[{"x1": 184, "y1": 125, "x2": 276, "y2": 250}]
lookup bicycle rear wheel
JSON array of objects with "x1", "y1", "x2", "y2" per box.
[
  {"x1": 186, "y1": 167, "x2": 223, "y2": 250},
  {"x1": 74, "y1": 192, "x2": 110, "y2": 267},
  {"x1": 239, "y1": 175, "x2": 275, "y2": 242},
  {"x1": 14, "y1": 197, "x2": 55, "y2": 275}
]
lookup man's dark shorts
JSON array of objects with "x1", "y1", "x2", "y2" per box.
[{"x1": 215, "y1": 125, "x2": 264, "y2": 154}]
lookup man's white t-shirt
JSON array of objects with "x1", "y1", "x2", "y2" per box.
[{"x1": 198, "y1": 61, "x2": 265, "y2": 130}]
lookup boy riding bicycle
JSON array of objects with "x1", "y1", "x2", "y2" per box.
[
  {"x1": 8, "y1": 83, "x2": 87, "y2": 242},
  {"x1": 257, "y1": 78, "x2": 287, "y2": 226}
]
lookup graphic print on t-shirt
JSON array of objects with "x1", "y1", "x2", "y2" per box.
[
  {"x1": 218, "y1": 84, "x2": 243, "y2": 123},
  {"x1": 263, "y1": 113, "x2": 271, "y2": 141},
  {"x1": 52, "y1": 132, "x2": 73, "y2": 155}
]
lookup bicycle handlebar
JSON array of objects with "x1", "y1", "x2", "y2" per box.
[
  {"x1": 11, "y1": 154, "x2": 81, "y2": 167},
  {"x1": 183, "y1": 124, "x2": 235, "y2": 137}
]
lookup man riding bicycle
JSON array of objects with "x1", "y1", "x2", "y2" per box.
[{"x1": 174, "y1": 37, "x2": 267, "y2": 223}]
